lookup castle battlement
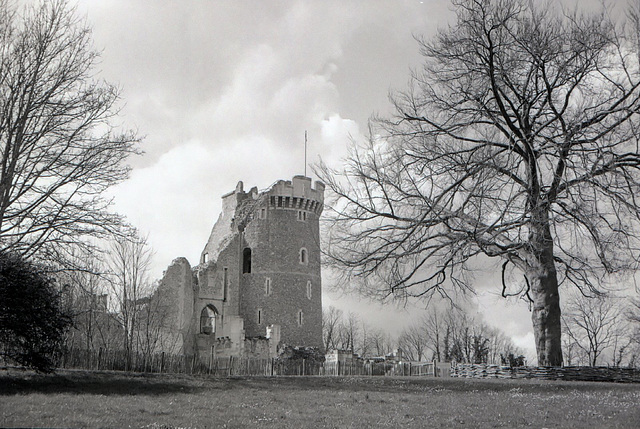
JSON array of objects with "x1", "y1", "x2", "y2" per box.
[{"x1": 266, "y1": 175, "x2": 324, "y2": 215}]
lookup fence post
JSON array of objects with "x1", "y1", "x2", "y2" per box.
[{"x1": 209, "y1": 346, "x2": 214, "y2": 374}]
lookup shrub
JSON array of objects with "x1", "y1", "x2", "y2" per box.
[{"x1": 0, "y1": 252, "x2": 71, "y2": 372}]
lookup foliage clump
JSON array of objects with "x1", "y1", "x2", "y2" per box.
[
  {"x1": 0, "y1": 252, "x2": 71, "y2": 373},
  {"x1": 276, "y1": 345, "x2": 325, "y2": 364}
]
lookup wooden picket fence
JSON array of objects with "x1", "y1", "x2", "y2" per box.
[
  {"x1": 321, "y1": 361, "x2": 435, "y2": 377},
  {"x1": 57, "y1": 348, "x2": 437, "y2": 377},
  {"x1": 51, "y1": 350, "x2": 640, "y2": 382}
]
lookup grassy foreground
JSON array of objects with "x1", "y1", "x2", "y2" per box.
[{"x1": 1, "y1": 368, "x2": 640, "y2": 428}]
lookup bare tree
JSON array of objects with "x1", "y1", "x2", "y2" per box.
[
  {"x1": 322, "y1": 305, "x2": 343, "y2": 352},
  {"x1": 367, "y1": 328, "x2": 395, "y2": 357},
  {"x1": 562, "y1": 294, "x2": 626, "y2": 366},
  {"x1": 135, "y1": 282, "x2": 176, "y2": 360},
  {"x1": 359, "y1": 320, "x2": 371, "y2": 358},
  {"x1": 629, "y1": 296, "x2": 640, "y2": 344},
  {"x1": 486, "y1": 326, "x2": 521, "y2": 365},
  {"x1": 337, "y1": 312, "x2": 361, "y2": 354},
  {"x1": 397, "y1": 306, "x2": 523, "y2": 364},
  {"x1": 318, "y1": 0, "x2": 640, "y2": 366},
  {"x1": 627, "y1": 296, "x2": 640, "y2": 367},
  {"x1": 398, "y1": 323, "x2": 429, "y2": 361},
  {"x1": 106, "y1": 233, "x2": 152, "y2": 369},
  {"x1": 423, "y1": 308, "x2": 445, "y2": 361},
  {"x1": 60, "y1": 254, "x2": 110, "y2": 352},
  {"x1": 0, "y1": 0, "x2": 139, "y2": 264}
]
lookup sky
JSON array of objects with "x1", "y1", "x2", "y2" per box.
[{"x1": 59, "y1": 0, "x2": 634, "y2": 362}]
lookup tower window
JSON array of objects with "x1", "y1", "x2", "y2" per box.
[
  {"x1": 257, "y1": 308, "x2": 263, "y2": 325},
  {"x1": 297, "y1": 210, "x2": 307, "y2": 221},
  {"x1": 243, "y1": 248, "x2": 252, "y2": 273},
  {"x1": 223, "y1": 267, "x2": 228, "y2": 301},
  {"x1": 299, "y1": 248, "x2": 307, "y2": 265},
  {"x1": 203, "y1": 252, "x2": 209, "y2": 264},
  {"x1": 265, "y1": 277, "x2": 272, "y2": 296},
  {"x1": 298, "y1": 310, "x2": 304, "y2": 326},
  {"x1": 259, "y1": 208, "x2": 267, "y2": 219},
  {"x1": 306, "y1": 281, "x2": 312, "y2": 300},
  {"x1": 200, "y1": 305, "x2": 218, "y2": 335}
]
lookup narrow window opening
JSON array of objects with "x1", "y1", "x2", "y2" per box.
[
  {"x1": 306, "y1": 281, "x2": 312, "y2": 300},
  {"x1": 203, "y1": 252, "x2": 209, "y2": 264},
  {"x1": 223, "y1": 267, "x2": 228, "y2": 301},
  {"x1": 299, "y1": 248, "x2": 307, "y2": 264},
  {"x1": 259, "y1": 208, "x2": 267, "y2": 219},
  {"x1": 257, "y1": 308, "x2": 262, "y2": 325},
  {"x1": 265, "y1": 277, "x2": 272, "y2": 296},
  {"x1": 298, "y1": 310, "x2": 303, "y2": 326},
  {"x1": 243, "y1": 248, "x2": 252, "y2": 273}
]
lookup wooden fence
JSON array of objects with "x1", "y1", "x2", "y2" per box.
[
  {"x1": 56, "y1": 348, "x2": 437, "y2": 377},
  {"x1": 51, "y1": 350, "x2": 640, "y2": 382},
  {"x1": 451, "y1": 363, "x2": 640, "y2": 383},
  {"x1": 321, "y1": 361, "x2": 435, "y2": 377}
]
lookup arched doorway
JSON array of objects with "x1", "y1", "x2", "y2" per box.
[{"x1": 200, "y1": 305, "x2": 218, "y2": 335}]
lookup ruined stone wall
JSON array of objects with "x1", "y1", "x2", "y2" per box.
[
  {"x1": 243, "y1": 337, "x2": 272, "y2": 358},
  {"x1": 155, "y1": 257, "x2": 195, "y2": 354},
  {"x1": 192, "y1": 234, "x2": 246, "y2": 361},
  {"x1": 196, "y1": 233, "x2": 242, "y2": 318},
  {"x1": 195, "y1": 314, "x2": 245, "y2": 359},
  {"x1": 191, "y1": 182, "x2": 251, "y2": 362}
]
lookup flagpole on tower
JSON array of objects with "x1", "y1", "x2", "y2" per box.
[{"x1": 304, "y1": 130, "x2": 307, "y2": 177}]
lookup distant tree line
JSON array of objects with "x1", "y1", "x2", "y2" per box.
[
  {"x1": 562, "y1": 293, "x2": 640, "y2": 367},
  {"x1": 322, "y1": 304, "x2": 526, "y2": 365}
]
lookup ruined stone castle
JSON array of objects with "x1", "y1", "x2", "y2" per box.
[{"x1": 156, "y1": 175, "x2": 324, "y2": 361}]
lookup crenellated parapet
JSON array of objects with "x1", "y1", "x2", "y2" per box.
[{"x1": 266, "y1": 175, "x2": 324, "y2": 216}]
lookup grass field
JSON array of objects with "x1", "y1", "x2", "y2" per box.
[{"x1": 1, "y1": 368, "x2": 640, "y2": 428}]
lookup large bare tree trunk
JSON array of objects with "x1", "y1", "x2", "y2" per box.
[{"x1": 528, "y1": 211, "x2": 563, "y2": 366}]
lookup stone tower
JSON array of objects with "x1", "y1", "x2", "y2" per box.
[{"x1": 198, "y1": 175, "x2": 324, "y2": 349}]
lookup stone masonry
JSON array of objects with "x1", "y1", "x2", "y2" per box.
[{"x1": 156, "y1": 176, "x2": 324, "y2": 362}]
